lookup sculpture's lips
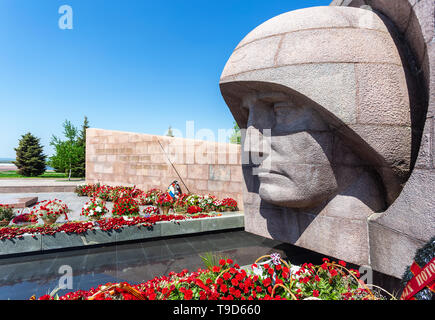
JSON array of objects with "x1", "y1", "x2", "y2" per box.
[{"x1": 255, "y1": 168, "x2": 285, "y2": 178}]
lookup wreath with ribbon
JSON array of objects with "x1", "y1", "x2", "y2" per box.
[{"x1": 400, "y1": 236, "x2": 435, "y2": 300}]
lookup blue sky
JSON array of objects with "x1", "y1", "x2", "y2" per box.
[{"x1": 0, "y1": 0, "x2": 330, "y2": 158}]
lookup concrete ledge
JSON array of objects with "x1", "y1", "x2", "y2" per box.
[
  {"x1": 0, "y1": 212, "x2": 244, "y2": 257},
  {"x1": 0, "y1": 186, "x2": 78, "y2": 194},
  {"x1": 0, "y1": 234, "x2": 42, "y2": 255}
]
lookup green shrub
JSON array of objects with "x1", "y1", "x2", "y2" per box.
[
  {"x1": 13, "y1": 132, "x2": 46, "y2": 177},
  {"x1": 0, "y1": 205, "x2": 14, "y2": 222}
]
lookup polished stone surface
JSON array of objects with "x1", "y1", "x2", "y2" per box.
[{"x1": 0, "y1": 230, "x2": 326, "y2": 300}]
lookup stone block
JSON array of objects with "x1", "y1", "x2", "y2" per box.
[
  {"x1": 207, "y1": 180, "x2": 226, "y2": 192},
  {"x1": 200, "y1": 214, "x2": 244, "y2": 232},
  {"x1": 414, "y1": 118, "x2": 433, "y2": 169},
  {"x1": 355, "y1": 63, "x2": 410, "y2": 126},
  {"x1": 0, "y1": 234, "x2": 42, "y2": 255},
  {"x1": 237, "y1": 6, "x2": 386, "y2": 48},
  {"x1": 222, "y1": 63, "x2": 358, "y2": 126},
  {"x1": 186, "y1": 179, "x2": 208, "y2": 192},
  {"x1": 369, "y1": 168, "x2": 435, "y2": 240},
  {"x1": 230, "y1": 165, "x2": 243, "y2": 182},
  {"x1": 369, "y1": 221, "x2": 425, "y2": 279},
  {"x1": 347, "y1": 124, "x2": 412, "y2": 171},
  {"x1": 0, "y1": 197, "x2": 38, "y2": 208},
  {"x1": 187, "y1": 165, "x2": 209, "y2": 179},
  {"x1": 221, "y1": 35, "x2": 281, "y2": 78},
  {"x1": 209, "y1": 165, "x2": 231, "y2": 181},
  {"x1": 425, "y1": 41, "x2": 435, "y2": 117},
  {"x1": 115, "y1": 223, "x2": 161, "y2": 242},
  {"x1": 404, "y1": 14, "x2": 426, "y2": 68},
  {"x1": 277, "y1": 28, "x2": 400, "y2": 66},
  {"x1": 41, "y1": 230, "x2": 115, "y2": 250},
  {"x1": 411, "y1": 0, "x2": 435, "y2": 44},
  {"x1": 160, "y1": 219, "x2": 202, "y2": 237}
]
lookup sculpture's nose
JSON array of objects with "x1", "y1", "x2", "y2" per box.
[{"x1": 245, "y1": 125, "x2": 271, "y2": 165}]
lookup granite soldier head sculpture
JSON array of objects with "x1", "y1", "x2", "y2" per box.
[{"x1": 220, "y1": 6, "x2": 416, "y2": 265}]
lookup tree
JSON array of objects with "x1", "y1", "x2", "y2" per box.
[
  {"x1": 229, "y1": 121, "x2": 241, "y2": 144},
  {"x1": 76, "y1": 116, "x2": 89, "y2": 177},
  {"x1": 13, "y1": 133, "x2": 46, "y2": 177},
  {"x1": 166, "y1": 125, "x2": 174, "y2": 137},
  {"x1": 48, "y1": 118, "x2": 89, "y2": 180}
]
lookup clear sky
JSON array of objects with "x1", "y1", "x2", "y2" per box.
[{"x1": 0, "y1": 0, "x2": 331, "y2": 158}]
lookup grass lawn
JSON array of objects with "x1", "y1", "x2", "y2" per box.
[{"x1": 0, "y1": 170, "x2": 68, "y2": 179}]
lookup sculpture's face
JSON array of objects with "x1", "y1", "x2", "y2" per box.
[{"x1": 242, "y1": 93, "x2": 338, "y2": 208}]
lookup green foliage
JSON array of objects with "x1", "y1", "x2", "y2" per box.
[
  {"x1": 0, "y1": 171, "x2": 66, "y2": 179},
  {"x1": 229, "y1": 121, "x2": 241, "y2": 144},
  {"x1": 200, "y1": 252, "x2": 229, "y2": 271},
  {"x1": 166, "y1": 125, "x2": 174, "y2": 137},
  {"x1": 48, "y1": 117, "x2": 89, "y2": 178},
  {"x1": 0, "y1": 205, "x2": 14, "y2": 222},
  {"x1": 13, "y1": 132, "x2": 46, "y2": 177}
]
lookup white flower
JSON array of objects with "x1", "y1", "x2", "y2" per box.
[
  {"x1": 252, "y1": 265, "x2": 264, "y2": 279},
  {"x1": 89, "y1": 209, "x2": 94, "y2": 216},
  {"x1": 95, "y1": 206, "x2": 102, "y2": 213}
]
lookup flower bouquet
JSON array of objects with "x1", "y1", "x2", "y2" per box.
[
  {"x1": 112, "y1": 197, "x2": 140, "y2": 217},
  {"x1": 185, "y1": 194, "x2": 203, "y2": 208},
  {"x1": 75, "y1": 183, "x2": 100, "y2": 197},
  {"x1": 11, "y1": 212, "x2": 38, "y2": 225},
  {"x1": 156, "y1": 192, "x2": 174, "y2": 215},
  {"x1": 187, "y1": 205, "x2": 202, "y2": 215},
  {"x1": 173, "y1": 193, "x2": 188, "y2": 214},
  {"x1": 212, "y1": 200, "x2": 224, "y2": 212},
  {"x1": 96, "y1": 185, "x2": 113, "y2": 201},
  {"x1": 0, "y1": 204, "x2": 14, "y2": 227},
  {"x1": 221, "y1": 198, "x2": 238, "y2": 211},
  {"x1": 143, "y1": 206, "x2": 159, "y2": 216},
  {"x1": 81, "y1": 198, "x2": 108, "y2": 220},
  {"x1": 144, "y1": 189, "x2": 162, "y2": 205},
  {"x1": 198, "y1": 195, "x2": 216, "y2": 212},
  {"x1": 36, "y1": 199, "x2": 69, "y2": 225}
]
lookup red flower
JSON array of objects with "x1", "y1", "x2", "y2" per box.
[
  {"x1": 313, "y1": 290, "x2": 319, "y2": 297},
  {"x1": 233, "y1": 289, "x2": 241, "y2": 298},
  {"x1": 219, "y1": 259, "x2": 226, "y2": 266},
  {"x1": 222, "y1": 272, "x2": 231, "y2": 280},
  {"x1": 231, "y1": 278, "x2": 239, "y2": 287},
  {"x1": 220, "y1": 284, "x2": 228, "y2": 293},
  {"x1": 212, "y1": 266, "x2": 221, "y2": 273},
  {"x1": 338, "y1": 260, "x2": 347, "y2": 267},
  {"x1": 184, "y1": 289, "x2": 193, "y2": 300},
  {"x1": 262, "y1": 278, "x2": 272, "y2": 287},
  {"x1": 226, "y1": 259, "x2": 233, "y2": 265}
]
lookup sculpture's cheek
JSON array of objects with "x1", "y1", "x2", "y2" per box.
[
  {"x1": 258, "y1": 163, "x2": 338, "y2": 208},
  {"x1": 255, "y1": 131, "x2": 337, "y2": 208}
]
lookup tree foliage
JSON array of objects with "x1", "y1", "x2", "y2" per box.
[
  {"x1": 13, "y1": 132, "x2": 46, "y2": 177},
  {"x1": 166, "y1": 125, "x2": 174, "y2": 137},
  {"x1": 48, "y1": 117, "x2": 89, "y2": 179},
  {"x1": 229, "y1": 121, "x2": 241, "y2": 144}
]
